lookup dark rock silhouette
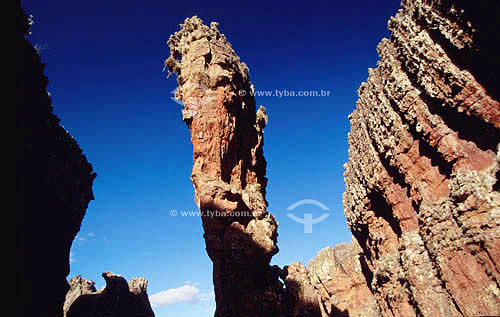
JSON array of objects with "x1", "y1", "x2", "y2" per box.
[
  {"x1": 65, "y1": 272, "x2": 155, "y2": 317},
  {"x1": 17, "y1": 1, "x2": 96, "y2": 316}
]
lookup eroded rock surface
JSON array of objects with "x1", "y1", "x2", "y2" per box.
[
  {"x1": 343, "y1": 0, "x2": 500, "y2": 315},
  {"x1": 64, "y1": 275, "x2": 98, "y2": 315},
  {"x1": 282, "y1": 262, "x2": 323, "y2": 317},
  {"x1": 307, "y1": 242, "x2": 380, "y2": 316},
  {"x1": 168, "y1": 1, "x2": 500, "y2": 315},
  {"x1": 17, "y1": 1, "x2": 96, "y2": 316},
  {"x1": 165, "y1": 16, "x2": 286, "y2": 317},
  {"x1": 64, "y1": 272, "x2": 155, "y2": 317}
]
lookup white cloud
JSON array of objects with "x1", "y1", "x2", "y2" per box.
[
  {"x1": 149, "y1": 284, "x2": 214, "y2": 308},
  {"x1": 69, "y1": 251, "x2": 75, "y2": 264}
]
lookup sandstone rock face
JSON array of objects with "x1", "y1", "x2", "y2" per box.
[
  {"x1": 282, "y1": 262, "x2": 323, "y2": 317},
  {"x1": 168, "y1": 2, "x2": 500, "y2": 315},
  {"x1": 17, "y1": 1, "x2": 96, "y2": 316},
  {"x1": 64, "y1": 272, "x2": 155, "y2": 317},
  {"x1": 308, "y1": 242, "x2": 380, "y2": 316},
  {"x1": 343, "y1": 0, "x2": 500, "y2": 316},
  {"x1": 165, "y1": 16, "x2": 286, "y2": 316}
]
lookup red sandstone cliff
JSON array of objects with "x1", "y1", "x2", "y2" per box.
[
  {"x1": 295, "y1": 1, "x2": 500, "y2": 316},
  {"x1": 167, "y1": 1, "x2": 500, "y2": 316},
  {"x1": 342, "y1": 0, "x2": 500, "y2": 315}
]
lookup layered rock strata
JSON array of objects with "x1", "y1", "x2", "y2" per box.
[
  {"x1": 165, "y1": 16, "x2": 286, "y2": 316},
  {"x1": 64, "y1": 272, "x2": 155, "y2": 317},
  {"x1": 17, "y1": 1, "x2": 96, "y2": 316},
  {"x1": 343, "y1": 0, "x2": 500, "y2": 315},
  {"x1": 168, "y1": 0, "x2": 500, "y2": 315}
]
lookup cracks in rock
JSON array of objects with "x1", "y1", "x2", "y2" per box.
[
  {"x1": 416, "y1": 212, "x2": 464, "y2": 315},
  {"x1": 412, "y1": 2, "x2": 500, "y2": 102},
  {"x1": 386, "y1": 97, "x2": 455, "y2": 179},
  {"x1": 366, "y1": 120, "x2": 412, "y2": 197},
  {"x1": 417, "y1": 139, "x2": 455, "y2": 178},
  {"x1": 351, "y1": 225, "x2": 381, "y2": 312},
  {"x1": 395, "y1": 45, "x2": 500, "y2": 154},
  {"x1": 374, "y1": 274, "x2": 394, "y2": 316},
  {"x1": 359, "y1": 79, "x2": 470, "y2": 314},
  {"x1": 352, "y1": 224, "x2": 372, "y2": 262},
  {"x1": 330, "y1": 305, "x2": 349, "y2": 317},
  {"x1": 481, "y1": 241, "x2": 500, "y2": 291},
  {"x1": 383, "y1": 81, "x2": 466, "y2": 314},
  {"x1": 358, "y1": 253, "x2": 374, "y2": 291},
  {"x1": 204, "y1": 49, "x2": 212, "y2": 65},
  {"x1": 368, "y1": 190, "x2": 403, "y2": 238},
  {"x1": 358, "y1": 91, "x2": 457, "y2": 314},
  {"x1": 397, "y1": 256, "x2": 424, "y2": 317},
  {"x1": 312, "y1": 274, "x2": 332, "y2": 298},
  {"x1": 356, "y1": 96, "x2": 414, "y2": 205},
  {"x1": 311, "y1": 274, "x2": 333, "y2": 315},
  {"x1": 493, "y1": 169, "x2": 500, "y2": 192},
  {"x1": 423, "y1": 91, "x2": 499, "y2": 154}
]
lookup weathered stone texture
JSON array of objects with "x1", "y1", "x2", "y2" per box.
[
  {"x1": 282, "y1": 262, "x2": 323, "y2": 317},
  {"x1": 165, "y1": 16, "x2": 285, "y2": 317},
  {"x1": 307, "y1": 242, "x2": 380, "y2": 316},
  {"x1": 64, "y1": 272, "x2": 155, "y2": 317},
  {"x1": 168, "y1": 1, "x2": 500, "y2": 315},
  {"x1": 343, "y1": 0, "x2": 500, "y2": 315},
  {"x1": 64, "y1": 275, "x2": 98, "y2": 315}
]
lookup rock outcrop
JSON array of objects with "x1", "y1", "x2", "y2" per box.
[
  {"x1": 64, "y1": 272, "x2": 155, "y2": 317},
  {"x1": 17, "y1": 1, "x2": 96, "y2": 316},
  {"x1": 165, "y1": 16, "x2": 286, "y2": 316},
  {"x1": 343, "y1": 0, "x2": 500, "y2": 316},
  {"x1": 168, "y1": 1, "x2": 500, "y2": 315},
  {"x1": 282, "y1": 262, "x2": 323, "y2": 316},
  {"x1": 307, "y1": 242, "x2": 380, "y2": 316},
  {"x1": 64, "y1": 275, "x2": 98, "y2": 315}
]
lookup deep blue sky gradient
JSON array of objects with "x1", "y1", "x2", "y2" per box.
[{"x1": 23, "y1": 1, "x2": 401, "y2": 316}]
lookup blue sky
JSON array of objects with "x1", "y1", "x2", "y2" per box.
[{"x1": 23, "y1": 0, "x2": 401, "y2": 316}]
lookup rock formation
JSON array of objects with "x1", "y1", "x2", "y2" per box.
[
  {"x1": 168, "y1": 0, "x2": 500, "y2": 316},
  {"x1": 165, "y1": 16, "x2": 286, "y2": 316},
  {"x1": 280, "y1": 0, "x2": 500, "y2": 315},
  {"x1": 307, "y1": 242, "x2": 380, "y2": 316},
  {"x1": 64, "y1": 275, "x2": 98, "y2": 315},
  {"x1": 17, "y1": 1, "x2": 96, "y2": 316},
  {"x1": 343, "y1": 0, "x2": 500, "y2": 315},
  {"x1": 64, "y1": 272, "x2": 155, "y2": 317},
  {"x1": 282, "y1": 262, "x2": 323, "y2": 316}
]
